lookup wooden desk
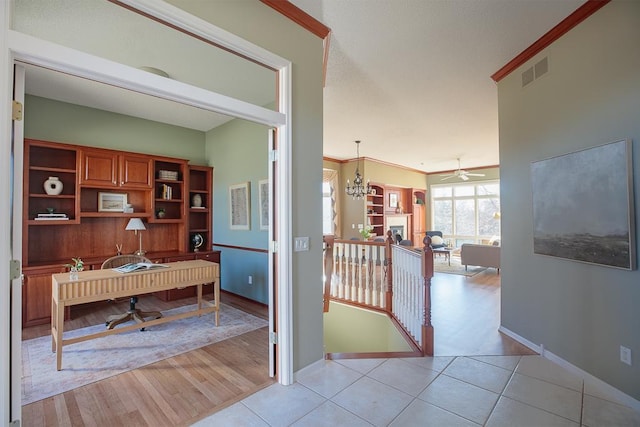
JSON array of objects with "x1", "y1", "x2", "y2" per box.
[{"x1": 51, "y1": 259, "x2": 220, "y2": 371}]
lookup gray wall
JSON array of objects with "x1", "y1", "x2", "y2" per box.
[
  {"x1": 498, "y1": 1, "x2": 640, "y2": 400},
  {"x1": 167, "y1": 0, "x2": 325, "y2": 371}
]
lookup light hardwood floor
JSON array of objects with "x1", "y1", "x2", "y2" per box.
[
  {"x1": 431, "y1": 269, "x2": 535, "y2": 356},
  {"x1": 22, "y1": 270, "x2": 533, "y2": 425},
  {"x1": 22, "y1": 292, "x2": 272, "y2": 426}
]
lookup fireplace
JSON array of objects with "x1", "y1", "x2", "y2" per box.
[
  {"x1": 389, "y1": 225, "x2": 404, "y2": 242},
  {"x1": 386, "y1": 215, "x2": 408, "y2": 243}
]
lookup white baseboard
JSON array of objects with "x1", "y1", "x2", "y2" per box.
[{"x1": 499, "y1": 326, "x2": 640, "y2": 412}]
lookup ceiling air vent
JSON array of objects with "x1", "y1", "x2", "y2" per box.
[{"x1": 522, "y1": 57, "x2": 548, "y2": 88}]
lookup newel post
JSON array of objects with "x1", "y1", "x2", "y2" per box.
[
  {"x1": 384, "y1": 230, "x2": 394, "y2": 312},
  {"x1": 422, "y1": 235, "x2": 434, "y2": 356}
]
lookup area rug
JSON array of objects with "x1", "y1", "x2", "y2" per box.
[
  {"x1": 22, "y1": 303, "x2": 268, "y2": 405},
  {"x1": 433, "y1": 255, "x2": 487, "y2": 276}
]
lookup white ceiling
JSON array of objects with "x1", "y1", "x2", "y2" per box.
[
  {"x1": 19, "y1": 0, "x2": 584, "y2": 174},
  {"x1": 290, "y1": 0, "x2": 584, "y2": 173},
  {"x1": 22, "y1": 63, "x2": 235, "y2": 132}
]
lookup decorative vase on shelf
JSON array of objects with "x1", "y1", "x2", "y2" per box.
[
  {"x1": 192, "y1": 193, "x2": 202, "y2": 208},
  {"x1": 43, "y1": 176, "x2": 63, "y2": 195}
]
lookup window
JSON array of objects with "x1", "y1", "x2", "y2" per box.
[
  {"x1": 322, "y1": 181, "x2": 333, "y2": 234},
  {"x1": 322, "y1": 169, "x2": 339, "y2": 235},
  {"x1": 431, "y1": 181, "x2": 500, "y2": 247}
]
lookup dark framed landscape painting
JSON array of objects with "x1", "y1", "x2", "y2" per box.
[{"x1": 531, "y1": 139, "x2": 635, "y2": 269}]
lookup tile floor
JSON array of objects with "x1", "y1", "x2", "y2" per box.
[{"x1": 192, "y1": 355, "x2": 640, "y2": 427}]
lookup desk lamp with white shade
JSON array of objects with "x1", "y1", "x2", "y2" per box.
[{"x1": 125, "y1": 218, "x2": 147, "y2": 255}]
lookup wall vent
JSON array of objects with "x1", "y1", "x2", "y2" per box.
[
  {"x1": 522, "y1": 67, "x2": 534, "y2": 87},
  {"x1": 534, "y1": 57, "x2": 548, "y2": 78},
  {"x1": 522, "y1": 57, "x2": 548, "y2": 87}
]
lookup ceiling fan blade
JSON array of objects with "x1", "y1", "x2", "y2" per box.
[
  {"x1": 466, "y1": 173, "x2": 485, "y2": 177},
  {"x1": 440, "y1": 175, "x2": 455, "y2": 181},
  {"x1": 460, "y1": 174, "x2": 469, "y2": 181}
]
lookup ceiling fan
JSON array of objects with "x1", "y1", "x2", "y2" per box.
[{"x1": 440, "y1": 158, "x2": 485, "y2": 181}]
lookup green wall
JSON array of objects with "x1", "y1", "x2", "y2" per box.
[
  {"x1": 498, "y1": 0, "x2": 640, "y2": 400},
  {"x1": 324, "y1": 302, "x2": 412, "y2": 353},
  {"x1": 206, "y1": 118, "x2": 269, "y2": 304},
  {"x1": 25, "y1": 95, "x2": 206, "y2": 162},
  {"x1": 364, "y1": 159, "x2": 428, "y2": 189},
  {"x1": 337, "y1": 159, "x2": 429, "y2": 239}
]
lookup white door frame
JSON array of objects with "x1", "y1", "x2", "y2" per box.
[{"x1": 1, "y1": 1, "x2": 294, "y2": 420}]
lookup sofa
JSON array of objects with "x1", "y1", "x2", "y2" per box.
[{"x1": 460, "y1": 243, "x2": 500, "y2": 272}]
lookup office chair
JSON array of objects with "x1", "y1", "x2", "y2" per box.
[{"x1": 102, "y1": 254, "x2": 163, "y2": 330}]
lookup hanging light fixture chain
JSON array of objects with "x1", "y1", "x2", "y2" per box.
[{"x1": 345, "y1": 140, "x2": 373, "y2": 199}]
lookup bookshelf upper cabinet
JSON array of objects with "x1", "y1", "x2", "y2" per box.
[
  {"x1": 80, "y1": 148, "x2": 152, "y2": 189},
  {"x1": 24, "y1": 139, "x2": 80, "y2": 225},
  {"x1": 188, "y1": 165, "x2": 213, "y2": 252},
  {"x1": 151, "y1": 159, "x2": 188, "y2": 223}
]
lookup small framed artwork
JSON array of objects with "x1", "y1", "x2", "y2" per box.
[
  {"x1": 98, "y1": 192, "x2": 127, "y2": 212},
  {"x1": 229, "y1": 182, "x2": 250, "y2": 230},
  {"x1": 388, "y1": 192, "x2": 398, "y2": 208},
  {"x1": 259, "y1": 179, "x2": 269, "y2": 230}
]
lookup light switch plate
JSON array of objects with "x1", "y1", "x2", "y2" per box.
[{"x1": 294, "y1": 237, "x2": 309, "y2": 252}]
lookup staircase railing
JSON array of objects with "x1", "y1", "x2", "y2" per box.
[{"x1": 323, "y1": 232, "x2": 434, "y2": 356}]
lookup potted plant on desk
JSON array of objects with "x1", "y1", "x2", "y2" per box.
[{"x1": 64, "y1": 257, "x2": 84, "y2": 280}]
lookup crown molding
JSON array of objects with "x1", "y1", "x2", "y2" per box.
[
  {"x1": 260, "y1": 0, "x2": 331, "y2": 86},
  {"x1": 324, "y1": 156, "x2": 499, "y2": 177},
  {"x1": 491, "y1": 0, "x2": 610, "y2": 83}
]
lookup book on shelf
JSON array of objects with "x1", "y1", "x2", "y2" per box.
[
  {"x1": 35, "y1": 215, "x2": 69, "y2": 220},
  {"x1": 113, "y1": 262, "x2": 169, "y2": 273},
  {"x1": 161, "y1": 184, "x2": 173, "y2": 200},
  {"x1": 37, "y1": 213, "x2": 67, "y2": 217}
]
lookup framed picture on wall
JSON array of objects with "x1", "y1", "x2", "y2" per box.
[
  {"x1": 98, "y1": 192, "x2": 127, "y2": 212},
  {"x1": 531, "y1": 139, "x2": 635, "y2": 269},
  {"x1": 389, "y1": 192, "x2": 398, "y2": 208},
  {"x1": 259, "y1": 179, "x2": 269, "y2": 230},
  {"x1": 229, "y1": 182, "x2": 250, "y2": 230}
]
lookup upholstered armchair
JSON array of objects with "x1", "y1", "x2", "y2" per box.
[{"x1": 425, "y1": 231, "x2": 446, "y2": 249}]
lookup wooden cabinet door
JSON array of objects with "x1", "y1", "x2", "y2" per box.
[
  {"x1": 412, "y1": 204, "x2": 426, "y2": 246},
  {"x1": 81, "y1": 150, "x2": 152, "y2": 189},
  {"x1": 23, "y1": 270, "x2": 56, "y2": 327},
  {"x1": 413, "y1": 204, "x2": 425, "y2": 233},
  {"x1": 120, "y1": 154, "x2": 152, "y2": 189},
  {"x1": 80, "y1": 149, "x2": 118, "y2": 187}
]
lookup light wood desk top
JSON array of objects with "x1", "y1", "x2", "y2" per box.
[{"x1": 51, "y1": 259, "x2": 220, "y2": 370}]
